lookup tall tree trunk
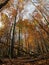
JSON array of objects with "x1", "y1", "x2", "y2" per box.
[
  {"x1": 17, "y1": 28, "x2": 21, "y2": 56},
  {"x1": 10, "y1": 17, "x2": 16, "y2": 58}
]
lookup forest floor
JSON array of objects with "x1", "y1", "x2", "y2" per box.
[
  {"x1": 0, "y1": 57, "x2": 49, "y2": 65},
  {"x1": 0, "y1": 59, "x2": 49, "y2": 65},
  {"x1": 0, "y1": 53, "x2": 49, "y2": 65}
]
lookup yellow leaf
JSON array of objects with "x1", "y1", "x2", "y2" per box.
[
  {"x1": 1, "y1": 13, "x2": 8, "y2": 21},
  {"x1": 19, "y1": 0, "x2": 23, "y2": 2}
]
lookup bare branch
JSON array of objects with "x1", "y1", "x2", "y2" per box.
[{"x1": 0, "y1": 0, "x2": 9, "y2": 9}]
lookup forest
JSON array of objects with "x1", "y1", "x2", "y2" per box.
[{"x1": 0, "y1": 0, "x2": 49, "y2": 65}]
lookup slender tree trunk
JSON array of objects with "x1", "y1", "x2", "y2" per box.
[
  {"x1": 10, "y1": 17, "x2": 16, "y2": 58},
  {"x1": 17, "y1": 28, "x2": 21, "y2": 56}
]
